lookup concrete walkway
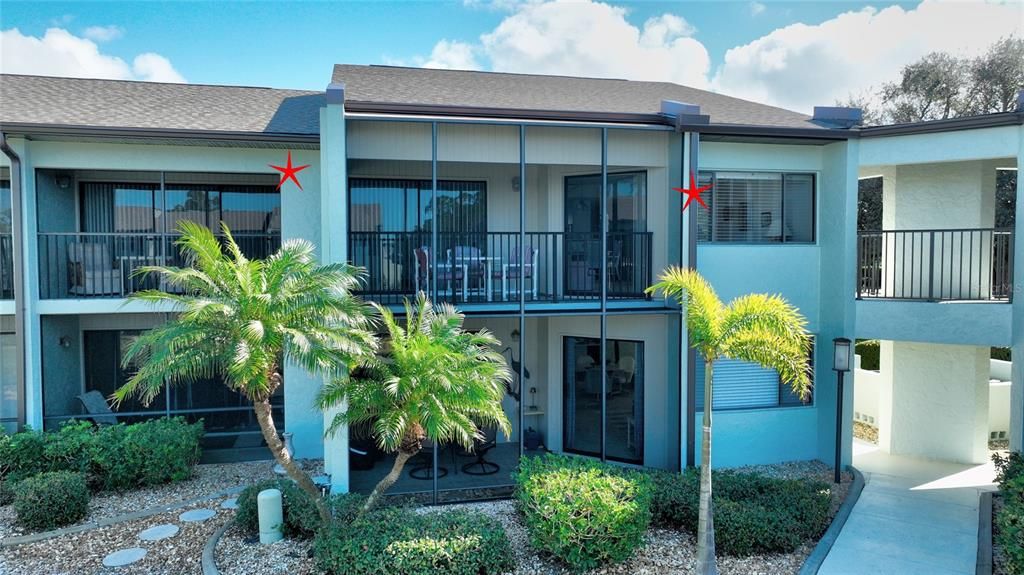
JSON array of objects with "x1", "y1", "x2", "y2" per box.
[{"x1": 818, "y1": 439, "x2": 997, "y2": 575}]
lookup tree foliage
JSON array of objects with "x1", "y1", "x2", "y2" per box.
[{"x1": 838, "y1": 37, "x2": 1023, "y2": 125}]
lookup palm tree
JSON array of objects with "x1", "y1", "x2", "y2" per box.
[
  {"x1": 318, "y1": 293, "x2": 512, "y2": 512},
  {"x1": 647, "y1": 267, "x2": 811, "y2": 575},
  {"x1": 113, "y1": 222, "x2": 376, "y2": 524}
]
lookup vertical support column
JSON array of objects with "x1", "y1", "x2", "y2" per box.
[
  {"x1": 1010, "y1": 124, "x2": 1024, "y2": 452},
  {"x1": 518, "y1": 124, "x2": 526, "y2": 458},
  {"x1": 816, "y1": 139, "x2": 859, "y2": 468},
  {"x1": 318, "y1": 83, "x2": 349, "y2": 492},
  {"x1": 599, "y1": 127, "x2": 608, "y2": 463},
  {"x1": 685, "y1": 132, "x2": 698, "y2": 469},
  {"x1": 12, "y1": 139, "x2": 43, "y2": 429}
]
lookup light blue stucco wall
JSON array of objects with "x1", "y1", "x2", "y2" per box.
[
  {"x1": 856, "y1": 300, "x2": 1012, "y2": 347},
  {"x1": 40, "y1": 314, "x2": 81, "y2": 425},
  {"x1": 859, "y1": 125, "x2": 1018, "y2": 168},
  {"x1": 693, "y1": 139, "x2": 857, "y2": 469}
]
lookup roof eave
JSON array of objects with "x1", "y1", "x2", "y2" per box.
[
  {"x1": 0, "y1": 122, "x2": 321, "y2": 145},
  {"x1": 859, "y1": 112, "x2": 1024, "y2": 137}
]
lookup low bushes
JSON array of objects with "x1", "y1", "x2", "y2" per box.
[
  {"x1": 236, "y1": 479, "x2": 368, "y2": 539},
  {"x1": 994, "y1": 451, "x2": 1024, "y2": 574},
  {"x1": 0, "y1": 417, "x2": 203, "y2": 492},
  {"x1": 13, "y1": 471, "x2": 90, "y2": 530},
  {"x1": 314, "y1": 507, "x2": 513, "y2": 575},
  {"x1": 648, "y1": 467, "x2": 831, "y2": 556},
  {"x1": 515, "y1": 454, "x2": 652, "y2": 571}
]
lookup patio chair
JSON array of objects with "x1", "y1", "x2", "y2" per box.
[
  {"x1": 499, "y1": 246, "x2": 538, "y2": 301},
  {"x1": 76, "y1": 390, "x2": 118, "y2": 426},
  {"x1": 461, "y1": 425, "x2": 500, "y2": 476},
  {"x1": 409, "y1": 438, "x2": 450, "y2": 480},
  {"x1": 414, "y1": 246, "x2": 467, "y2": 299},
  {"x1": 450, "y1": 246, "x2": 486, "y2": 298},
  {"x1": 68, "y1": 242, "x2": 123, "y2": 296}
]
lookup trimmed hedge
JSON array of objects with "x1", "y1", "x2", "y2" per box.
[
  {"x1": 0, "y1": 418, "x2": 203, "y2": 492},
  {"x1": 314, "y1": 507, "x2": 513, "y2": 575},
  {"x1": 236, "y1": 479, "x2": 367, "y2": 539},
  {"x1": 648, "y1": 467, "x2": 832, "y2": 556},
  {"x1": 647, "y1": 466, "x2": 831, "y2": 556},
  {"x1": 515, "y1": 454, "x2": 652, "y2": 571},
  {"x1": 994, "y1": 451, "x2": 1024, "y2": 574},
  {"x1": 13, "y1": 471, "x2": 90, "y2": 530}
]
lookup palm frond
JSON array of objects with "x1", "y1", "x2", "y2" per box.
[{"x1": 647, "y1": 266, "x2": 724, "y2": 355}]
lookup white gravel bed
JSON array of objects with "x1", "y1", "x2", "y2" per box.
[
  {"x1": 0, "y1": 499, "x2": 232, "y2": 575},
  {"x1": 0, "y1": 459, "x2": 324, "y2": 541},
  {"x1": 215, "y1": 460, "x2": 853, "y2": 575}
]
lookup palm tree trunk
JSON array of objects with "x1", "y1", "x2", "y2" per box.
[
  {"x1": 253, "y1": 398, "x2": 331, "y2": 525},
  {"x1": 362, "y1": 450, "x2": 415, "y2": 512},
  {"x1": 696, "y1": 358, "x2": 718, "y2": 575}
]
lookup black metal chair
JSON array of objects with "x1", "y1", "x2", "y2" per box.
[
  {"x1": 461, "y1": 426, "x2": 499, "y2": 476},
  {"x1": 409, "y1": 439, "x2": 449, "y2": 480}
]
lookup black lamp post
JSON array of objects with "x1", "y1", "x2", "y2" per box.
[{"x1": 832, "y1": 337, "x2": 852, "y2": 484}]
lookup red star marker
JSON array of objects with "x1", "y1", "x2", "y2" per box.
[
  {"x1": 673, "y1": 171, "x2": 713, "y2": 211},
  {"x1": 270, "y1": 151, "x2": 311, "y2": 191}
]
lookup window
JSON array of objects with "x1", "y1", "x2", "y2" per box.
[
  {"x1": 695, "y1": 338, "x2": 814, "y2": 410},
  {"x1": 348, "y1": 178, "x2": 486, "y2": 233},
  {"x1": 698, "y1": 172, "x2": 815, "y2": 243}
]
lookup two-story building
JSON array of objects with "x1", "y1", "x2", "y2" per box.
[{"x1": 0, "y1": 66, "x2": 1020, "y2": 500}]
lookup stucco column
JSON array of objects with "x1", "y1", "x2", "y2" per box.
[
  {"x1": 318, "y1": 84, "x2": 350, "y2": 493},
  {"x1": 882, "y1": 341, "x2": 989, "y2": 464},
  {"x1": 1011, "y1": 125, "x2": 1024, "y2": 452},
  {"x1": 11, "y1": 138, "x2": 42, "y2": 429}
]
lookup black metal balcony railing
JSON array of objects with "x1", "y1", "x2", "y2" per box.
[
  {"x1": 857, "y1": 228, "x2": 1014, "y2": 302},
  {"x1": 350, "y1": 231, "x2": 654, "y2": 305},
  {"x1": 0, "y1": 234, "x2": 13, "y2": 300},
  {"x1": 38, "y1": 232, "x2": 281, "y2": 299}
]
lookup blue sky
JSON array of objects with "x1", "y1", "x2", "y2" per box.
[
  {"x1": 1, "y1": 1, "x2": 1019, "y2": 112},
  {"x1": 2, "y1": 1, "x2": 911, "y2": 89}
]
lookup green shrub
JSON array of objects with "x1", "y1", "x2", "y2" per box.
[
  {"x1": 645, "y1": 467, "x2": 832, "y2": 556},
  {"x1": 995, "y1": 452, "x2": 1024, "y2": 574},
  {"x1": 515, "y1": 454, "x2": 651, "y2": 571},
  {"x1": 236, "y1": 479, "x2": 324, "y2": 539},
  {"x1": 0, "y1": 418, "x2": 202, "y2": 492},
  {"x1": 856, "y1": 339, "x2": 880, "y2": 370},
  {"x1": 329, "y1": 491, "x2": 369, "y2": 525},
  {"x1": 89, "y1": 417, "x2": 203, "y2": 491},
  {"x1": 314, "y1": 507, "x2": 513, "y2": 575},
  {"x1": 0, "y1": 479, "x2": 14, "y2": 506},
  {"x1": 13, "y1": 471, "x2": 90, "y2": 530}
]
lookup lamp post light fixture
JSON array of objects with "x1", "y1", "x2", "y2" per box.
[{"x1": 832, "y1": 337, "x2": 852, "y2": 484}]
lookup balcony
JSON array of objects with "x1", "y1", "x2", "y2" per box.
[
  {"x1": 350, "y1": 231, "x2": 654, "y2": 306},
  {"x1": 38, "y1": 232, "x2": 281, "y2": 299},
  {"x1": 857, "y1": 228, "x2": 1014, "y2": 302}
]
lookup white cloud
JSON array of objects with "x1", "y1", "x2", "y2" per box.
[
  {"x1": 427, "y1": 0, "x2": 710, "y2": 87},
  {"x1": 0, "y1": 27, "x2": 185, "y2": 82},
  {"x1": 423, "y1": 39, "x2": 481, "y2": 70},
  {"x1": 749, "y1": 2, "x2": 766, "y2": 16},
  {"x1": 82, "y1": 25, "x2": 124, "y2": 42},
  {"x1": 712, "y1": 0, "x2": 1023, "y2": 112}
]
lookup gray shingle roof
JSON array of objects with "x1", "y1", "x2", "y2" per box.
[
  {"x1": 333, "y1": 65, "x2": 821, "y2": 129},
  {"x1": 1, "y1": 75, "x2": 322, "y2": 134},
  {"x1": 1, "y1": 66, "x2": 825, "y2": 135}
]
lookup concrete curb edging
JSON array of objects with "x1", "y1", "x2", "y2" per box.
[
  {"x1": 977, "y1": 491, "x2": 994, "y2": 575},
  {"x1": 202, "y1": 522, "x2": 232, "y2": 575},
  {"x1": 797, "y1": 467, "x2": 866, "y2": 575},
  {"x1": 0, "y1": 485, "x2": 246, "y2": 548}
]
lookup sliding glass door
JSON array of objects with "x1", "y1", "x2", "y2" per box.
[{"x1": 563, "y1": 336, "x2": 644, "y2": 464}]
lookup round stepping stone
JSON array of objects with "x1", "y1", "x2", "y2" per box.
[
  {"x1": 139, "y1": 523, "x2": 179, "y2": 541},
  {"x1": 179, "y1": 508, "x2": 216, "y2": 522},
  {"x1": 220, "y1": 497, "x2": 238, "y2": 510},
  {"x1": 103, "y1": 547, "x2": 147, "y2": 567}
]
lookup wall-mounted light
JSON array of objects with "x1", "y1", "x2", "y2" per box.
[
  {"x1": 510, "y1": 328, "x2": 520, "y2": 342},
  {"x1": 59, "y1": 336, "x2": 71, "y2": 348},
  {"x1": 511, "y1": 176, "x2": 521, "y2": 193},
  {"x1": 56, "y1": 174, "x2": 72, "y2": 190}
]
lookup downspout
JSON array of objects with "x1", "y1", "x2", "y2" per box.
[{"x1": 0, "y1": 132, "x2": 27, "y2": 431}]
